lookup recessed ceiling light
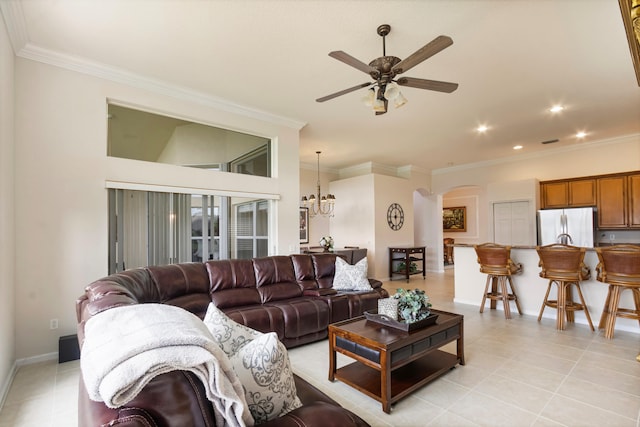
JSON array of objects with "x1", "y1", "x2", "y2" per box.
[
  {"x1": 476, "y1": 124, "x2": 488, "y2": 133},
  {"x1": 513, "y1": 145, "x2": 523, "y2": 150},
  {"x1": 576, "y1": 131, "x2": 587, "y2": 138},
  {"x1": 549, "y1": 105, "x2": 564, "y2": 113}
]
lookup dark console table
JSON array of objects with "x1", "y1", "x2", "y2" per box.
[{"x1": 389, "y1": 246, "x2": 426, "y2": 282}]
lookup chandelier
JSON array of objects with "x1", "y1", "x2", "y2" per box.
[{"x1": 301, "y1": 151, "x2": 335, "y2": 217}]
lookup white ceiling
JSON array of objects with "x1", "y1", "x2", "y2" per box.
[{"x1": 3, "y1": 0, "x2": 640, "y2": 171}]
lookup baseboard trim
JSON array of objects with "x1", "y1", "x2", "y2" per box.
[
  {"x1": 0, "y1": 361, "x2": 18, "y2": 412},
  {"x1": 0, "y1": 352, "x2": 58, "y2": 412}
]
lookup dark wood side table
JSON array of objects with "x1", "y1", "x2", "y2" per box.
[
  {"x1": 389, "y1": 246, "x2": 426, "y2": 282},
  {"x1": 328, "y1": 309, "x2": 464, "y2": 413}
]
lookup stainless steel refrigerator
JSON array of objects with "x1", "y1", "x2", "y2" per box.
[{"x1": 537, "y1": 207, "x2": 595, "y2": 247}]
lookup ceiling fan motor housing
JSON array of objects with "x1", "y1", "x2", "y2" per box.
[{"x1": 369, "y1": 56, "x2": 401, "y2": 82}]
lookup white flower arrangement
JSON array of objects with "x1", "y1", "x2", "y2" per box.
[{"x1": 319, "y1": 236, "x2": 334, "y2": 249}]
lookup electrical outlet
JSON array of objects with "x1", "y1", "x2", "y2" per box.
[
  {"x1": 50, "y1": 319, "x2": 58, "y2": 330},
  {"x1": 609, "y1": 234, "x2": 615, "y2": 241}
]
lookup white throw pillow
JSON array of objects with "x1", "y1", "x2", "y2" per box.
[
  {"x1": 232, "y1": 332, "x2": 302, "y2": 424},
  {"x1": 203, "y1": 303, "x2": 263, "y2": 356},
  {"x1": 203, "y1": 303, "x2": 303, "y2": 423},
  {"x1": 332, "y1": 256, "x2": 373, "y2": 291}
]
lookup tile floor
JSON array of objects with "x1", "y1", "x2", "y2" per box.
[{"x1": 1, "y1": 268, "x2": 639, "y2": 426}]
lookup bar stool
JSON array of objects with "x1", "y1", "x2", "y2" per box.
[
  {"x1": 443, "y1": 238, "x2": 454, "y2": 265},
  {"x1": 474, "y1": 243, "x2": 523, "y2": 319},
  {"x1": 595, "y1": 244, "x2": 640, "y2": 339},
  {"x1": 536, "y1": 244, "x2": 594, "y2": 331}
]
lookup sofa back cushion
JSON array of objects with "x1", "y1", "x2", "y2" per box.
[
  {"x1": 290, "y1": 254, "x2": 318, "y2": 291},
  {"x1": 253, "y1": 256, "x2": 302, "y2": 303},
  {"x1": 147, "y1": 263, "x2": 211, "y2": 318},
  {"x1": 312, "y1": 254, "x2": 338, "y2": 289},
  {"x1": 205, "y1": 259, "x2": 261, "y2": 309}
]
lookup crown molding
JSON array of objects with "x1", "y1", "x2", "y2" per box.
[
  {"x1": 0, "y1": 3, "x2": 305, "y2": 131},
  {"x1": 17, "y1": 43, "x2": 306, "y2": 130},
  {"x1": 0, "y1": 0, "x2": 28, "y2": 54}
]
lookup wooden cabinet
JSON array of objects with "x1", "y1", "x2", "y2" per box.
[
  {"x1": 541, "y1": 179, "x2": 595, "y2": 208},
  {"x1": 628, "y1": 173, "x2": 640, "y2": 228},
  {"x1": 541, "y1": 171, "x2": 639, "y2": 230},
  {"x1": 541, "y1": 182, "x2": 568, "y2": 208},
  {"x1": 597, "y1": 176, "x2": 627, "y2": 228},
  {"x1": 596, "y1": 173, "x2": 640, "y2": 229},
  {"x1": 569, "y1": 179, "x2": 597, "y2": 206}
]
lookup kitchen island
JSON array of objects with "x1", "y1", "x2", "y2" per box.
[{"x1": 453, "y1": 244, "x2": 639, "y2": 334}]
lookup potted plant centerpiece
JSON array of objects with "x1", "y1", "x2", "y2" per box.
[{"x1": 393, "y1": 288, "x2": 432, "y2": 323}]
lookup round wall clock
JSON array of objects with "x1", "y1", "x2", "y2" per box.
[{"x1": 387, "y1": 203, "x2": 404, "y2": 230}]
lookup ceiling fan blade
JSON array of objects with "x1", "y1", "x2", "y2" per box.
[
  {"x1": 316, "y1": 82, "x2": 373, "y2": 103},
  {"x1": 397, "y1": 77, "x2": 459, "y2": 93},
  {"x1": 329, "y1": 51, "x2": 380, "y2": 78},
  {"x1": 392, "y1": 35, "x2": 453, "y2": 74}
]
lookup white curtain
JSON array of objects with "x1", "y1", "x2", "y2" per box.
[{"x1": 173, "y1": 193, "x2": 191, "y2": 263}]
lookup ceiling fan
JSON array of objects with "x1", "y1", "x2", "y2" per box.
[{"x1": 316, "y1": 24, "x2": 458, "y2": 115}]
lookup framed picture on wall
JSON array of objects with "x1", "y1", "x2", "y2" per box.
[
  {"x1": 299, "y1": 207, "x2": 309, "y2": 243},
  {"x1": 443, "y1": 206, "x2": 466, "y2": 232}
]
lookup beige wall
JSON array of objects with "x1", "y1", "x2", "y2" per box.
[
  {"x1": 12, "y1": 57, "x2": 301, "y2": 360},
  {"x1": 0, "y1": 14, "x2": 16, "y2": 405}
]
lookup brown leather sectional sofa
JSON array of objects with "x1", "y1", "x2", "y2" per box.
[{"x1": 76, "y1": 253, "x2": 388, "y2": 426}]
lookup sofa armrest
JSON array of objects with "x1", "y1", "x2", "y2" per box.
[
  {"x1": 260, "y1": 401, "x2": 370, "y2": 427},
  {"x1": 368, "y1": 278, "x2": 383, "y2": 289},
  {"x1": 303, "y1": 288, "x2": 338, "y2": 297}
]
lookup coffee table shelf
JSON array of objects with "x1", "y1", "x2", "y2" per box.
[
  {"x1": 328, "y1": 309, "x2": 464, "y2": 413},
  {"x1": 334, "y1": 350, "x2": 459, "y2": 404}
]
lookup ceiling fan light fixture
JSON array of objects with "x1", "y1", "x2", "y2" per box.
[
  {"x1": 372, "y1": 97, "x2": 386, "y2": 112},
  {"x1": 362, "y1": 88, "x2": 375, "y2": 106},
  {"x1": 394, "y1": 91, "x2": 408, "y2": 108},
  {"x1": 384, "y1": 83, "x2": 400, "y2": 100}
]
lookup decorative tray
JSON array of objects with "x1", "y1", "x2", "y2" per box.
[{"x1": 364, "y1": 310, "x2": 438, "y2": 332}]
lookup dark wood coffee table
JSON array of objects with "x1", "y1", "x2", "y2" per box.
[{"x1": 328, "y1": 309, "x2": 464, "y2": 413}]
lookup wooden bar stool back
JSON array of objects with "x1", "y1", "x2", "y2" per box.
[
  {"x1": 536, "y1": 244, "x2": 594, "y2": 331},
  {"x1": 474, "y1": 243, "x2": 523, "y2": 319},
  {"x1": 595, "y1": 244, "x2": 640, "y2": 339},
  {"x1": 443, "y1": 238, "x2": 454, "y2": 265}
]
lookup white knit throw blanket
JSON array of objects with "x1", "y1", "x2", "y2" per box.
[{"x1": 81, "y1": 304, "x2": 253, "y2": 427}]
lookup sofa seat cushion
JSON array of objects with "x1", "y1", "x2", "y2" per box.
[
  {"x1": 339, "y1": 291, "x2": 384, "y2": 318},
  {"x1": 210, "y1": 287, "x2": 262, "y2": 309},
  {"x1": 266, "y1": 298, "x2": 330, "y2": 339},
  {"x1": 257, "y1": 282, "x2": 303, "y2": 303},
  {"x1": 220, "y1": 305, "x2": 286, "y2": 340},
  {"x1": 319, "y1": 294, "x2": 351, "y2": 324}
]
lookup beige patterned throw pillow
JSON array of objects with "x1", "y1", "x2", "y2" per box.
[
  {"x1": 203, "y1": 303, "x2": 303, "y2": 424},
  {"x1": 332, "y1": 256, "x2": 373, "y2": 291}
]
